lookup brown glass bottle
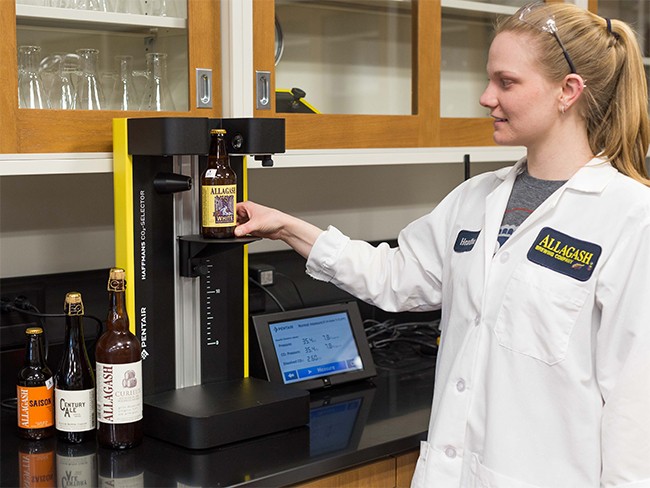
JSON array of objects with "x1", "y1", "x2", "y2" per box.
[
  {"x1": 95, "y1": 268, "x2": 143, "y2": 449},
  {"x1": 55, "y1": 292, "x2": 96, "y2": 444},
  {"x1": 17, "y1": 327, "x2": 54, "y2": 440},
  {"x1": 201, "y1": 128, "x2": 237, "y2": 238}
]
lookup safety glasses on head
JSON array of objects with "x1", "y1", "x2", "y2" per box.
[{"x1": 518, "y1": 2, "x2": 577, "y2": 74}]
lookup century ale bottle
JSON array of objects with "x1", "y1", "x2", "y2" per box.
[
  {"x1": 54, "y1": 292, "x2": 96, "y2": 443},
  {"x1": 96, "y1": 268, "x2": 143, "y2": 449},
  {"x1": 201, "y1": 128, "x2": 237, "y2": 238},
  {"x1": 17, "y1": 327, "x2": 54, "y2": 440}
]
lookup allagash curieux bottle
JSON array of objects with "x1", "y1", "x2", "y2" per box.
[
  {"x1": 201, "y1": 128, "x2": 237, "y2": 239},
  {"x1": 17, "y1": 327, "x2": 54, "y2": 440},
  {"x1": 96, "y1": 268, "x2": 143, "y2": 449},
  {"x1": 54, "y1": 291, "x2": 96, "y2": 443}
]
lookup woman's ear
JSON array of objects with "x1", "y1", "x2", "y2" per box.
[{"x1": 560, "y1": 74, "x2": 586, "y2": 112}]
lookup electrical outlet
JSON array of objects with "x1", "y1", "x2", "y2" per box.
[{"x1": 1, "y1": 285, "x2": 47, "y2": 351}]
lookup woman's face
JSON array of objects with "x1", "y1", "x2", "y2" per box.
[{"x1": 479, "y1": 32, "x2": 563, "y2": 149}]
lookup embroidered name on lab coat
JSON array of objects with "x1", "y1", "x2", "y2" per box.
[
  {"x1": 454, "y1": 230, "x2": 481, "y2": 253},
  {"x1": 527, "y1": 227, "x2": 601, "y2": 281}
]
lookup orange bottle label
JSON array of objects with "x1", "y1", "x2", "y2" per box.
[
  {"x1": 19, "y1": 450, "x2": 55, "y2": 487},
  {"x1": 17, "y1": 385, "x2": 54, "y2": 429}
]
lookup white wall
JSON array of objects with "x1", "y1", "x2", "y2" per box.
[{"x1": 0, "y1": 162, "x2": 508, "y2": 278}]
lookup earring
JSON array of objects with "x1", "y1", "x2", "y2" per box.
[{"x1": 560, "y1": 104, "x2": 567, "y2": 114}]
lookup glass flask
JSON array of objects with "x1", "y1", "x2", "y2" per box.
[
  {"x1": 40, "y1": 53, "x2": 77, "y2": 110},
  {"x1": 18, "y1": 45, "x2": 50, "y2": 109},
  {"x1": 109, "y1": 55, "x2": 139, "y2": 111},
  {"x1": 139, "y1": 52, "x2": 175, "y2": 111},
  {"x1": 75, "y1": 48, "x2": 105, "y2": 110}
]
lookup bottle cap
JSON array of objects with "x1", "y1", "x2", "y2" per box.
[
  {"x1": 210, "y1": 128, "x2": 226, "y2": 135},
  {"x1": 108, "y1": 268, "x2": 126, "y2": 292},
  {"x1": 25, "y1": 327, "x2": 43, "y2": 335},
  {"x1": 64, "y1": 292, "x2": 84, "y2": 316}
]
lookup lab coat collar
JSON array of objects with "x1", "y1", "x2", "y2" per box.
[{"x1": 495, "y1": 156, "x2": 617, "y2": 194}]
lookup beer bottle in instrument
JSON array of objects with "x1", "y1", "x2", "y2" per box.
[
  {"x1": 96, "y1": 268, "x2": 143, "y2": 449},
  {"x1": 201, "y1": 128, "x2": 237, "y2": 238},
  {"x1": 17, "y1": 327, "x2": 54, "y2": 440},
  {"x1": 55, "y1": 291, "x2": 96, "y2": 443}
]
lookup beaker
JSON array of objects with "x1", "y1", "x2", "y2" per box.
[
  {"x1": 139, "y1": 52, "x2": 175, "y2": 111},
  {"x1": 18, "y1": 45, "x2": 50, "y2": 109},
  {"x1": 109, "y1": 55, "x2": 138, "y2": 111},
  {"x1": 75, "y1": 48, "x2": 105, "y2": 110}
]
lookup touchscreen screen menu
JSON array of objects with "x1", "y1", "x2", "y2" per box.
[{"x1": 268, "y1": 311, "x2": 364, "y2": 384}]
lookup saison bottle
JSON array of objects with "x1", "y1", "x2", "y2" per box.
[
  {"x1": 201, "y1": 128, "x2": 237, "y2": 238},
  {"x1": 17, "y1": 327, "x2": 54, "y2": 440},
  {"x1": 54, "y1": 291, "x2": 96, "y2": 443},
  {"x1": 96, "y1": 267, "x2": 143, "y2": 449}
]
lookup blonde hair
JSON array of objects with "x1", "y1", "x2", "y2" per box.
[{"x1": 497, "y1": 2, "x2": 650, "y2": 186}]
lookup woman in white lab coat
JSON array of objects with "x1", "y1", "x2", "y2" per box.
[{"x1": 235, "y1": 2, "x2": 650, "y2": 486}]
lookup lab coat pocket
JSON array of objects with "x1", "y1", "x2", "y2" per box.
[
  {"x1": 470, "y1": 454, "x2": 545, "y2": 488},
  {"x1": 494, "y1": 265, "x2": 589, "y2": 365}
]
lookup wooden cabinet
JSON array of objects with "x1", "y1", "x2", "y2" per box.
[
  {"x1": 0, "y1": 0, "x2": 222, "y2": 154},
  {"x1": 253, "y1": 0, "x2": 439, "y2": 149},
  {"x1": 291, "y1": 449, "x2": 419, "y2": 488},
  {"x1": 292, "y1": 457, "x2": 396, "y2": 488},
  {"x1": 252, "y1": 0, "x2": 535, "y2": 150},
  {"x1": 395, "y1": 449, "x2": 419, "y2": 488}
]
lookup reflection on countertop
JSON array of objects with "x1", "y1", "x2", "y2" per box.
[{"x1": 1, "y1": 356, "x2": 434, "y2": 487}]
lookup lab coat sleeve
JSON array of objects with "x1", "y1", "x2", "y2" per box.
[
  {"x1": 305, "y1": 187, "x2": 460, "y2": 313},
  {"x1": 596, "y1": 203, "x2": 650, "y2": 487}
]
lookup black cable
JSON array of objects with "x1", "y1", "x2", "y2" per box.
[
  {"x1": 275, "y1": 271, "x2": 306, "y2": 308},
  {"x1": 249, "y1": 277, "x2": 286, "y2": 312},
  {"x1": 4, "y1": 303, "x2": 104, "y2": 359}
]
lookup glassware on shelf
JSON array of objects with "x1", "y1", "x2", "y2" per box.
[
  {"x1": 115, "y1": 0, "x2": 141, "y2": 13},
  {"x1": 75, "y1": 48, "x2": 105, "y2": 110},
  {"x1": 48, "y1": 0, "x2": 77, "y2": 7},
  {"x1": 109, "y1": 55, "x2": 139, "y2": 111},
  {"x1": 40, "y1": 53, "x2": 78, "y2": 110},
  {"x1": 17, "y1": 45, "x2": 50, "y2": 109},
  {"x1": 139, "y1": 52, "x2": 175, "y2": 111},
  {"x1": 74, "y1": 0, "x2": 109, "y2": 11}
]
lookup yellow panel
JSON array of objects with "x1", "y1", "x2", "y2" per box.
[
  {"x1": 112, "y1": 118, "x2": 136, "y2": 332},
  {"x1": 243, "y1": 155, "x2": 249, "y2": 377}
]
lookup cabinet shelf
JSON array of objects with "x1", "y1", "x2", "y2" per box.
[
  {"x1": 16, "y1": 4, "x2": 186, "y2": 32},
  {"x1": 441, "y1": 0, "x2": 519, "y2": 16}
]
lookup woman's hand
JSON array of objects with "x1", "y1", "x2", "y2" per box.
[{"x1": 235, "y1": 201, "x2": 324, "y2": 258}]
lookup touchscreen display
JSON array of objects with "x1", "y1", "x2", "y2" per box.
[{"x1": 269, "y1": 311, "x2": 364, "y2": 384}]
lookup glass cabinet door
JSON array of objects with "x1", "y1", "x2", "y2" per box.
[
  {"x1": 253, "y1": 0, "x2": 439, "y2": 149},
  {"x1": 438, "y1": 0, "x2": 527, "y2": 146},
  {"x1": 1, "y1": 0, "x2": 222, "y2": 153},
  {"x1": 274, "y1": 0, "x2": 413, "y2": 116}
]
